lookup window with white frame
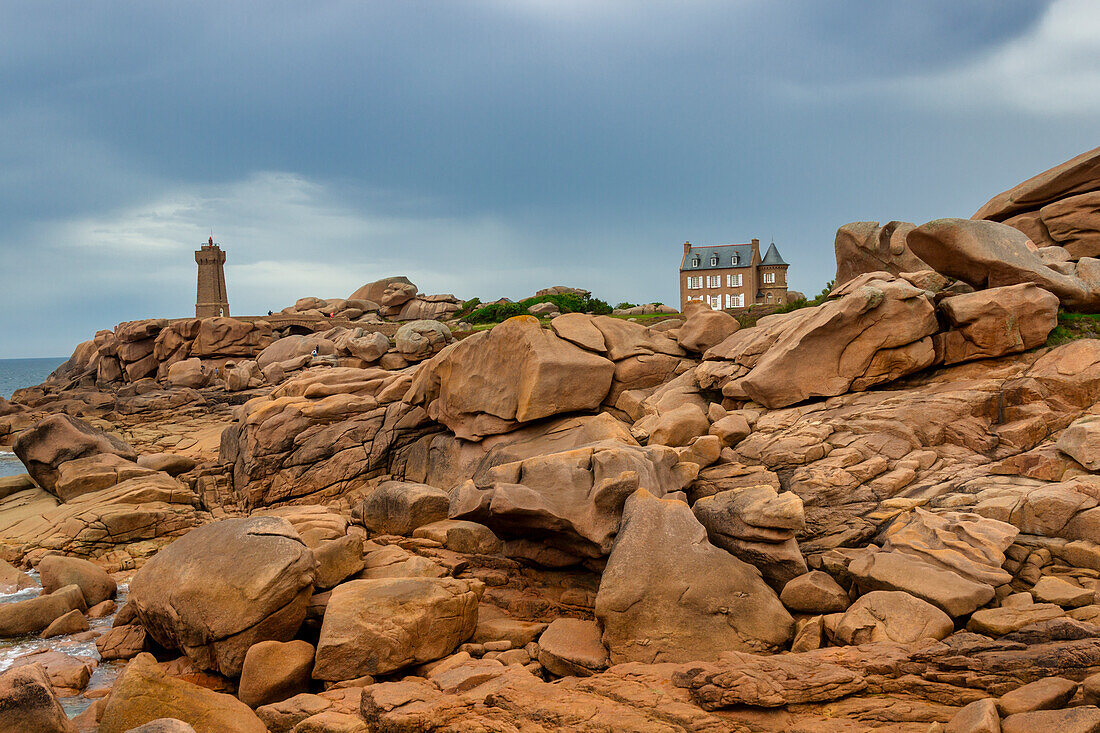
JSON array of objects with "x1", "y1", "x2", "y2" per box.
[
  {"x1": 725, "y1": 293, "x2": 744, "y2": 308},
  {"x1": 764, "y1": 272, "x2": 775, "y2": 284},
  {"x1": 706, "y1": 275, "x2": 721, "y2": 288},
  {"x1": 708, "y1": 295, "x2": 721, "y2": 309},
  {"x1": 691, "y1": 257, "x2": 700, "y2": 267},
  {"x1": 727, "y1": 273, "x2": 742, "y2": 287},
  {"x1": 687, "y1": 276, "x2": 702, "y2": 289},
  {"x1": 710, "y1": 255, "x2": 719, "y2": 266}
]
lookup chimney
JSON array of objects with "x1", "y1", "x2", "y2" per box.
[
  {"x1": 683, "y1": 241, "x2": 692, "y2": 254},
  {"x1": 751, "y1": 238, "x2": 760, "y2": 260}
]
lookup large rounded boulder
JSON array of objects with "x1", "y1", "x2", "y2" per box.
[
  {"x1": 405, "y1": 316, "x2": 615, "y2": 440},
  {"x1": 128, "y1": 517, "x2": 316, "y2": 677},
  {"x1": 13, "y1": 414, "x2": 137, "y2": 494}
]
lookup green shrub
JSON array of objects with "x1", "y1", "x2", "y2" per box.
[
  {"x1": 616, "y1": 302, "x2": 638, "y2": 310},
  {"x1": 1046, "y1": 311, "x2": 1100, "y2": 347},
  {"x1": 454, "y1": 298, "x2": 481, "y2": 319},
  {"x1": 465, "y1": 292, "x2": 614, "y2": 324},
  {"x1": 466, "y1": 301, "x2": 526, "y2": 324},
  {"x1": 586, "y1": 297, "x2": 613, "y2": 315}
]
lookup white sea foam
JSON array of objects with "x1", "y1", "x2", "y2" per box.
[{"x1": 0, "y1": 575, "x2": 129, "y2": 717}]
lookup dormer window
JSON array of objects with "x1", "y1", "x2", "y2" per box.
[
  {"x1": 732, "y1": 253, "x2": 740, "y2": 266},
  {"x1": 692, "y1": 256, "x2": 700, "y2": 267},
  {"x1": 710, "y1": 255, "x2": 719, "y2": 266}
]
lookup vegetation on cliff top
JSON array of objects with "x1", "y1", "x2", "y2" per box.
[
  {"x1": 459, "y1": 293, "x2": 613, "y2": 324},
  {"x1": 1046, "y1": 311, "x2": 1100, "y2": 347}
]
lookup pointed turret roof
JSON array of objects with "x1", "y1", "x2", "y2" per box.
[{"x1": 760, "y1": 241, "x2": 787, "y2": 266}]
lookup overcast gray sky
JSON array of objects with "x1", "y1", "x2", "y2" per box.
[{"x1": 2, "y1": 0, "x2": 1098, "y2": 357}]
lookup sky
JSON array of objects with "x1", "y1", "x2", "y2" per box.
[{"x1": 2, "y1": 0, "x2": 1098, "y2": 358}]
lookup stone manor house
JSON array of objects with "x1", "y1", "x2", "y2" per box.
[{"x1": 678, "y1": 238, "x2": 789, "y2": 312}]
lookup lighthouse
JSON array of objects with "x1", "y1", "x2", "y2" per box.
[{"x1": 195, "y1": 236, "x2": 230, "y2": 318}]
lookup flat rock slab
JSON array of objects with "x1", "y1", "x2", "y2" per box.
[
  {"x1": 1001, "y1": 706, "x2": 1100, "y2": 733},
  {"x1": 671, "y1": 649, "x2": 867, "y2": 709},
  {"x1": 997, "y1": 676, "x2": 1078, "y2": 716}
]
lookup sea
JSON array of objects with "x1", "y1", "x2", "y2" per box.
[
  {"x1": 0, "y1": 355, "x2": 126, "y2": 715},
  {"x1": 0, "y1": 357, "x2": 66, "y2": 478}
]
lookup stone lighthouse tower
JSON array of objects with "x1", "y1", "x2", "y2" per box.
[{"x1": 195, "y1": 236, "x2": 230, "y2": 317}]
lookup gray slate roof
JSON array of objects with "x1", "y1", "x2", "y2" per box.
[
  {"x1": 681, "y1": 244, "x2": 753, "y2": 272},
  {"x1": 760, "y1": 242, "x2": 788, "y2": 266}
]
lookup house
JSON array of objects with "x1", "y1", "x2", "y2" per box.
[{"x1": 678, "y1": 238, "x2": 789, "y2": 312}]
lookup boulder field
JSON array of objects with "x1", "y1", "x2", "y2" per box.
[{"x1": 8, "y1": 150, "x2": 1100, "y2": 730}]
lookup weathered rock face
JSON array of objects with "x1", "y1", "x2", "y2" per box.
[
  {"x1": 128, "y1": 517, "x2": 316, "y2": 677},
  {"x1": 449, "y1": 440, "x2": 693, "y2": 558},
  {"x1": 406, "y1": 316, "x2": 616, "y2": 440},
  {"x1": 333, "y1": 329, "x2": 389, "y2": 363},
  {"x1": 238, "y1": 640, "x2": 315, "y2": 708},
  {"x1": 969, "y1": 474, "x2": 1100, "y2": 544},
  {"x1": 1058, "y1": 415, "x2": 1100, "y2": 470},
  {"x1": 352, "y1": 480, "x2": 449, "y2": 536},
  {"x1": 310, "y1": 534, "x2": 364, "y2": 590},
  {"x1": 360, "y1": 664, "x2": 727, "y2": 732},
  {"x1": 392, "y1": 294, "x2": 462, "y2": 322},
  {"x1": 780, "y1": 570, "x2": 850, "y2": 614},
  {"x1": 834, "y1": 220, "x2": 929, "y2": 285},
  {"x1": 595, "y1": 489, "x2": 794, "y2": 663},
  {"x1": 676, "y1": 309, "x2": 739, "y2": 354},
  {"x1": 834, "y1": 590, "x2": 954, "y2": 645},
  {"x1": 98, "y1": 653, "x2": 266, "y2": 733},
  {"x1": 849, "y1": 550, "x2": 995, "y2": 617},
  {"x1": 13, "y1": 414, "x2": 137, "y2": 493},
  {"x1": 166, "y1": 358, "x2": 209, "y2": 388},
  {"x1": 220, "y1": 367, "x2": 434, "y2": 506},
  {"x1": 222, "y1": 360, "x2": 264, "y2": 392},
  {"x1": 880, "y1": 508, "x2": 1018, "y2": 588},
  {"x1": 412, "y1": 520, "x2": 501, "y2": 554},
  {"x1": 697, "y1": 273, "x2": 938, "y2": 408},
  {"x1": 725, "y1": 340, "x2": 1100, "y2": 552},
  {"x1": 378, "y1": 281, "x2": 419, "y2": 312},
  {"x1": 936, "y1": 283, "x2": 1059, "y2": 365},
  {"x1": 0, "y1": 473, "x2": 203, "y2": 560},
  {"x1": 313, "y1": 577, "x2": 480, "y2": 681},
  {"x1": 37, "y1": 554, "x2": 116, "y2": 606},
  {"x1": 908, "y1": 218, "x2": 1096, "y2": 310},
  {"x1": 191, "y1": 318, "x2": 273, "y2": 358},
  {"x1": 393, "y1": 320, "x2": 452, "y2": 361},
  {"x1": 53, "y1": 453, "x2": 156, "y2": 502},
  {"x1": 0, "y1": 558, "x2": 34, "y2": 593},
  {"x1": 85, "y1": 316, "x2": 276, "y2": 386},
  {"x1": 974, "y1": 145, "x2": 1100, "y2": 257},
  {"x1": 255, "y1": 335, "x2": 336, "y2": 370},
  {"x1": 691, "y1": 485, "x2": 808, "y2": 588},
  {"x1": 537, "y1": 618, "x2": 609, "y2": 677},
  {"x1": 8, "y1": 649, "x2": 94, "y2": 697},
  {"x1": 96, "y1": 624, "x2": 148, "y2": 661},
  {"x1": 348, "y1": 276, "x2": 416, "y2": 305},
  {"x1": 1035, "y1": 191, "x2": 1100, "y2": 259},
  {"x1": 43, "y1": 339, "x2": 101, "y2": 388},
  {"x1": 0, "y1": 584, "x2": 86, "y2": 636},
  {"x1": 673, "y1": 648, "x2": 868, "y2": 710},
  {"x1": 0, "y1": 662, "x2": 76, "y2": 733}
]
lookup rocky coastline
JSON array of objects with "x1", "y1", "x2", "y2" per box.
[{"x1": 5, "y1": 148, "x2": 1100, "y2": 732}]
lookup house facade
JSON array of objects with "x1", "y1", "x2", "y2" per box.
[{"x1": 678, "y1": 238, "x2": 789, "y2": 313}]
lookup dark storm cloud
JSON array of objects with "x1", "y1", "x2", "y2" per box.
[{"x1": 2, "y1": 0, "x2": 1094, "y2": 357}]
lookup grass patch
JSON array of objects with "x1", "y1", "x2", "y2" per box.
[
  {"x1": 1046, "y1": 311, "x2": 1100, "y2": 346},
  {"x1": 465, "y1": 293, "x2": 613, "y2": 324}
]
